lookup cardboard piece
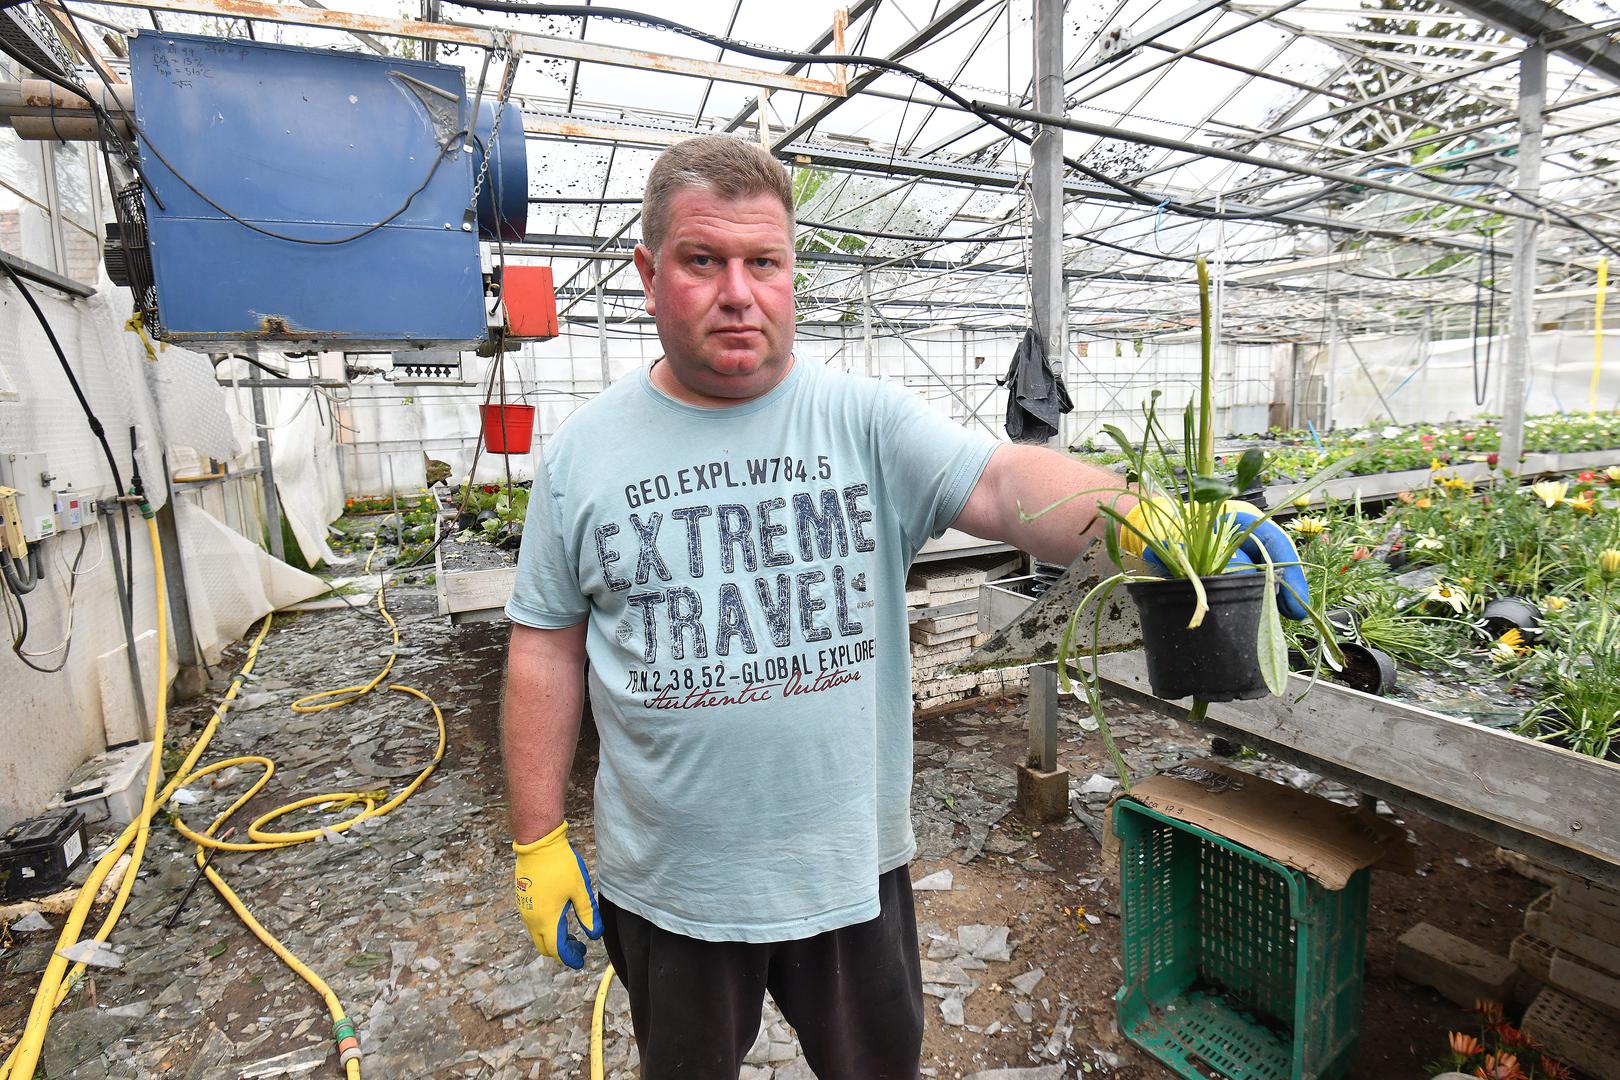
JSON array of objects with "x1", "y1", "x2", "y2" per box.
[{"x1": 1105, "y1": 761, "x2": 1415, "y2": 889}]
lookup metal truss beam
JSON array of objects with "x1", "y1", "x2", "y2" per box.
[
  {"x1": 1446, "y1": 0, "x2": 1620, "y2": 87},
  {"x1": 770, "y1": 0, "x2": 996, "y2": 151},
  {"x1": 89, "y1": 0, "x2": 848, "y2": 96}
]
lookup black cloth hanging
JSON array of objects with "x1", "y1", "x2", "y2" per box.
[{"x1": 999, "y1": 328, "x2": 1073, "y2": 443}]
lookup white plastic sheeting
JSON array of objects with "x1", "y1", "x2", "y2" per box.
[
  {"x1": 1316, "y1": 330, "x2": 1620, "y2": 430},
  {"x1": 0, "y1": 273, "x2": 324, "y2": 828},
  {"x1": 173, "y1": 499, "x2": 327, "y2": 663}
]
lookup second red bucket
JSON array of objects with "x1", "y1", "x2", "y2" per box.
[{"x1": 480, "y1": 403, "x2": 536, "y2": 454}]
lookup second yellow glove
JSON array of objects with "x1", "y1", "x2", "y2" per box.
[{"x1": 513, "y1": 821, "x2": 602, "y2": 969}]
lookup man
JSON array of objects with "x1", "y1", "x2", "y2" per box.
[{"x1": 502, "y1": 136, "x2": 1125, "y2": 1078}]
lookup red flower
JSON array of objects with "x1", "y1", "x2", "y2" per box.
[
  {"x1": 1579, "y1": 471, "x2": 1596, "y2": 482},
  {"x1": 481, "y1": 484, "x2": 499, "y2": 494},
  {"x1": 1462, "y1": 433, "x2": 1475, "y2": 441},
  {"x1": 1487, "y1": 453, "x2": 1500, "y2": 468}
]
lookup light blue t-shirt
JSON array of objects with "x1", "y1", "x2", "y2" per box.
[{"x1": 506, "y1": 359, "x2": 998, "y2": 942}]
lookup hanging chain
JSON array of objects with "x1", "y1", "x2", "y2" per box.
[{"x1": 468, "y1": 35, "x2": 519, "y2": 220}]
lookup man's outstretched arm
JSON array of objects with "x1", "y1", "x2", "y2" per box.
[
  {"x1": 503, "y1": 620, "x2": 602, "y2": 968},
  {"x1": 951, "y1": 443, "x2": 1135, "y2": 565}
]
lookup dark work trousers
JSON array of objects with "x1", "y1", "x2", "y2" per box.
[{"x1": 599, "y1": 866, "x2": 924, "y2": 1080}]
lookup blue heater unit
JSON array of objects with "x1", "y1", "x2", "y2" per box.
[{"x1": 112, "y1": 31, "x2": 526, "y2": 350}]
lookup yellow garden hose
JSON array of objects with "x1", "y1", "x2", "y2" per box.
[
  {"x1": 590, "y1": 965, "x2": 615, "y2": 1080},
  {"x1": 3, "y1": 522, "x2": 443, "y2": 1080}
]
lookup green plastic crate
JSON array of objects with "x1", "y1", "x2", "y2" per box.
[{"x1": 1113, "y1": 798, "x2": 1370, "y2": 1080}]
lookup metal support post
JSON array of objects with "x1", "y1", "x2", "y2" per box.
[
  {"x1": 156, "y1": 455, "x2": 207, "y2": 701},
  {"x1": 596, "y1": 263, "x2": 612, "y2": 390},
  {"x1": 1498, "y1": 41, "x2": 1544, "y2": 477},
  {"x1": 251, "y1": 380, "x2": 285, "y2": 560},
  {"x1": 99, "y1": 503, "x2": 151, "y2": 740},
  {"x1": 1029, "y1": 663, "x2": 1059, "y2": 772},
  {"x1": 861, "y1": 270, "x2": 874, "y2": 378},
  {"x1": 1028, "y1": 0, "x2": 1066, "y2": 449}
]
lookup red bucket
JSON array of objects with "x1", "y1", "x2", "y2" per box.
[{"x1": 480, "y1": 404, "x2": 535, "y2": 454}]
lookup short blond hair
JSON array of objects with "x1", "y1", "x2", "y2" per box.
[{"x1": 641, "y1": 136, "x2": 794, "y2": 257}]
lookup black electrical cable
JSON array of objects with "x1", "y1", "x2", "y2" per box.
[
  {"x1": 442, "y1": 0, "x2": 1346, "y2": 224},
  {"x1": 133, "y1": 127, "x2": 466, "y2": 246},
  {"x1": 213, "y1": 353, "x2": 293, "y2": 380},
  {"x1": 0, "y1": 253, "x2": 135, "y2": 599}
]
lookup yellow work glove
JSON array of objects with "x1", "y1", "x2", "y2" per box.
[{"x1": 513, "y1": 821, "x2": 602, "y2": 969}]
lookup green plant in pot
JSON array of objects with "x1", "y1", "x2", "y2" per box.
[{"x1": 1054, "y1": 257, "x2": 1354, "y2": 786}]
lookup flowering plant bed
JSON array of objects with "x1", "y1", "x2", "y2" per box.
[
  {"x1": 1077, "y1": 414, "x2": 1620, "y2": 482},
  {"x1": 1281, "y1": 463, "x2": 1620, "y2": 763}
]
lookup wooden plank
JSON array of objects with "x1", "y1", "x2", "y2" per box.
[
  {"x1": 442, "y1": 564, "x2": 517, "y2": 616},
  {"x1": 915, "y1": 612, "x2": 977, "y2": 634},
  {"x1": 1091, "y1": 650, "x2": 1620, "y2": 875},
  {"x1": 906, "y1": 597, "x2": 979, "y2": 624},
  {"x1": 1263, "y1": 449, "x2": 1620, "y2": 509}
]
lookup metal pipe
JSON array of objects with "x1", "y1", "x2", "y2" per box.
[
  {"x1": 1498, "y1": 42, "x2": 1545, "y2": 477},
  {"x1": 1028, "y1": 0, "x2": 1064, "y2": 451},
  {"x1": 250, "y1": 380, "x2": 286, "y2": 560},
  {"x1": 98, "y1": 503, "x2": 151, "y2": 741}
]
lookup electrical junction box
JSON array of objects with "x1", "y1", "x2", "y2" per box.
[
  {"x1": 0, "y1": 451, "x2": 57, "y2": 542},
  {"x1": 54, "y1": 489, "x2": 93, "y2": 531},
  {"x1": 114, "y1": 31, "x2": 527, "y2": 350},
  {"x1": 0, "y1": 807, "x2": 87, "y2": 900}
]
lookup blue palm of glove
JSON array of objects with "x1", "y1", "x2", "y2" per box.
[
  {"x1": 1139, "y1": 510, "x2": 1310, "y2": 620},
  {"x1": 557, "y1": 847, "x2": 603, "y2": 969}
]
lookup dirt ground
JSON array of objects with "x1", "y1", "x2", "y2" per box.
[{"x1": 0, "y1": 587, "x2": 1552, "y2": 1078}]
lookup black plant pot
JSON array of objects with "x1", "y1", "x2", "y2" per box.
[
  {"x1": 1126, "y1": 572, "x2": 1270, "y2": 702},
  {"x1": 1324, "y1": 608, "x2": 1360, "y2": 636},
  {"x1": 1334, "y1": 642, "x2": 1398, "y2": 696},
  {"x1": 1481, "y1": 597, "x2": 1540, "y2": 638}
]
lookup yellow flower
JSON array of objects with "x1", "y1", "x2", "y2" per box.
[
  {"x1": 1561, "y1": 494, "x2": 1596, "y2": 515},
  {"x1": 1293, "y1": 495, "x2": 1311, "y2": 509},
  {"x1": 1490, "y1": 627, "x2": 1530, "y2": 663},
  {"x1": 1413, "y1": 531, "x2": 1444, "y2": 551},
  {"x1": 1287, "y1": 516, "x2": 1327, "y2": 539},
  {"x1": 1430, "y1": 457, "x2": 1446, "y2": 471},
  {"x1": 1601, "y1": 549, "x2": 1620, "y2": 579},
  {"x1": 1608, "y1": 465, "x2": 1620, "y2": 483},
  {"x1": 1532, "y1": 480, "x2": 1568, "y2": 508},
  {"x1": 1543, "y1": 595, "x2": 1569, "y2": 612},
  {"x1": 1439, "y1": 475, "x2": 1473, "y2": 494},
  {"x1": 1424, "y1": 581, "x2": 1469, "y2": 614}
]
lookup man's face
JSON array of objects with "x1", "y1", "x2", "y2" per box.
[{"x1": 634, "y1": 187, "x2": 796, "y2": 403}]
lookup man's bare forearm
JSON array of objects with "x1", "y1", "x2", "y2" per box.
[
  {"x1": 953, "y1": 443, "x2": 1135, "y2": 565},
  {"x1": 502, "y1": 622, "x2": 588, "y2": 844}
]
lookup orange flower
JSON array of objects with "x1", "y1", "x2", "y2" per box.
[
  {"x1": 1473, "y1": 1052, "x2": 1522, "y2": 1080},
  {"x1": 1542, "y1": 1057, "x2": 1572, "y2": 1079},
  {"x1": 1449, "y1": 1031, "x2": 1483, "y2": 1057},
  {"x1": 1415, "y1": 496, "x2": 1433, "y2": 509},
  {"x1": 1397, "y1": 490, "x2": 1415, "y2": 504},
  {"x1": 1475, "y1": 999, "x2": 1505, "y2": 1024},
  {"x1": 1491, "y1": 1020, "x2": 1524, "y2": 1046}
]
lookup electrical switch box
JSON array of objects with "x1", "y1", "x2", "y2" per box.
[
  {"x1": 0, "y1": 451, "x2": 57, "y2": 542},
  {"x1": 54, "y1": 489, "x2": 93, "y2": 531}
]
